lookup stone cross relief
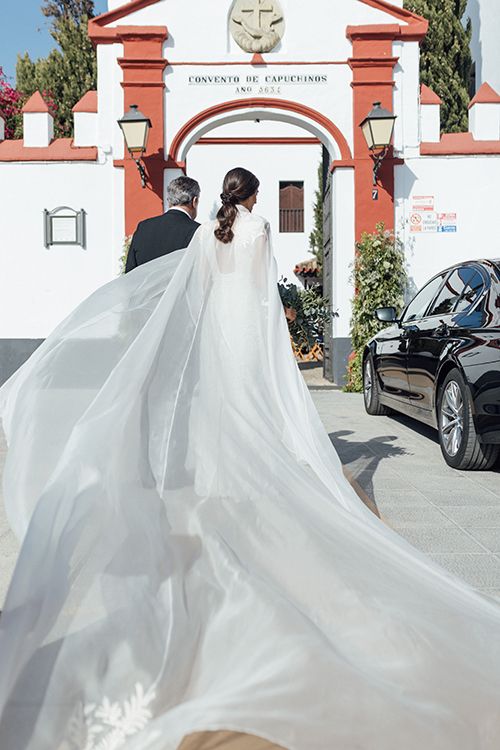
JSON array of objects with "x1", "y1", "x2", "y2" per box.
[{"x1": 231, "y1": 0, "x2": 285, "y2": 54}]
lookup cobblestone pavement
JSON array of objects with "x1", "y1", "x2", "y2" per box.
[{"x1": 1, "y1": 379, "x2": 500, "y2": 606}]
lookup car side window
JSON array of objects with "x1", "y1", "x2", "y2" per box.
[
  {"x1": 454, "y1": 268, "x2": 485, "y2": 313},
  {"x1": 427, "y1": 268, "x2": 469, "y2": 316},
  {"x1": 402, "y1": 274, "x2": 446, "y2": 322}
]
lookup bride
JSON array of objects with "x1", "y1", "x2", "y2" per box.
[{"x1": 1, "y1": 167, "x2": 500, "y2": 750}]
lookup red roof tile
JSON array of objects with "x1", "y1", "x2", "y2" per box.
[
  {"x1": 421, "y1": 132, "x2": 500, "y2": 155},
  {"x1": 0, "y1": 138, "x2": 98, "y2": 162}
]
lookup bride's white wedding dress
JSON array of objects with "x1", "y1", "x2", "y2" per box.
[{"x1": 1, "y1": 204, "x2": 500, "y2": 750}]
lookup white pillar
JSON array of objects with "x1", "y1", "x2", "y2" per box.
[
  {"x1": 0, "y1": 113, "x2": 5, "y2": 141},
  {"x1": 469, "y1": 82, "x2": 500, "y2": 140},
  {"x1": 330, "y1": 167, "x2": 355, "y2": 385},
  {"x1": 393, "y1": 40, "x2": 420, "y2": 157},
  {"x1": 420, "y1": 84, "x2": 441, "y2": 143},
  {"x1": 73, "y1": 91, "x2": 98, "y2": 147},
  {"x1": 22, "y1": 91, "x2": 53, "y2": 147}
]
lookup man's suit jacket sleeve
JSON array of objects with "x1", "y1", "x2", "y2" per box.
[{"x1": 125, "y1": 224, "x2": 142, "y2": 273}]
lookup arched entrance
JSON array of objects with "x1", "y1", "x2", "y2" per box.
[
  {"x1": 89, "y1": 0, "x2": 426, "y2": 383},
  {"x1": 168, "y1": 97, "x2": 352, "y2": 164},
  {"x1": 166, "y1": 99, "x2": 355, "y2": 383}
]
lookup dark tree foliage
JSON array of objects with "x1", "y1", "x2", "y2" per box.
[
  {"x1": 404, "y1": 0, "x2": 472, "y2": 133},
  {"x1": 42, "y1": 0, "x2": 95, "y2": 21},
  {"x1": 16, "y1": 0, "x2": 97, "y2": 137},
  {"x1": 308, "y1": 163, "x2": 324, "y2": 272}
]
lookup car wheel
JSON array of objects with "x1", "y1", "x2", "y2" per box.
[
  {"x1": 363, "y1": 356, "x2": 390, "y2": 416},
  {"x1": 437, "y1": 368, "x2": 499, "y2": 470}
]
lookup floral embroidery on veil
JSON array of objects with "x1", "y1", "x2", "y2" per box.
[{"x1": 64, "y1": 683, "x2": 156, "y2": 750}]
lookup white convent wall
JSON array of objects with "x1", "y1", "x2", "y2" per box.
[
  {"x1": 101, "y1": 0, "x2": 417, "y2": 162},
  {"x1": 466, "y1": 0, "x2": 500, "y2": 94},
  {"x1": 0, "y1": 161, "x2": 116, "y2": 338},
  {"x1": 164, "y1": 63, "x2": 354, "y2": 160},
  {"x1": 122, "y1": 0, "x2": 405, "y2": 61},
  {"x1": 395, "y1": 155, "x2": 500, "y2": 295},
  {"x1": 186, "y1": 137, "x2": 322, "y2": 282}
]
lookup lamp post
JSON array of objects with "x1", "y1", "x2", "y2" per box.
[
  {"x1": 117, "y1": 105, "x2": 152, "y2": 189},
  {"x1": 359, "y1": 102, "x2": 397, "y2": 187}
]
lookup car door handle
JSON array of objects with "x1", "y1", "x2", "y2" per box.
[
  {"x1": 434, "y1": 321, "x2": 449, "y2": 338},
  {"x1": 401, "y1": 325, "x2": 419, "y2": 340}
]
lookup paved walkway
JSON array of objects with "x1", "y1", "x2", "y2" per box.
[
  {"x1": 1, "y1": 379, "x2": 500, "y2": 606},
  {"x1": 310, "y1": 385, "x2": 500, "y2": 601}
]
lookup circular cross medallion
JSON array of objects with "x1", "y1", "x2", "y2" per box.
[{"x1": 230, "y1": 0, "x2": 285, "y2": 54}]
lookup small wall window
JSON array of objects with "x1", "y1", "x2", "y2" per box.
[
  {"x1": 44, "y1": 206, "x2": 86, "y2": 248},
  {"x1": 279, "y1": 181, "x2": 304, "y2": 233}
]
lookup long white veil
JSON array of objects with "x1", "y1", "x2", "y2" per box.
[{"x1": 1, "y1": 206, "x2": 500, "y2": 750}]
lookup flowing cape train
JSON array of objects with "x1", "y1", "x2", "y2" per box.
[{"x1": 0, "y1": 206, "x2": 500, "y2": 750}]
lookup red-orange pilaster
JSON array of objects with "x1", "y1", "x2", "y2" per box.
[
  {"x1": 89, "y1": 18, "x2": 168, "y2": 236},
  {"x1": 346, "y1": 18, "x2": 427, "y2": 240},
  {"x1": 118, "y1": 29, "x2": 168, "y2": 235},
  {"x1": 348, "y1": 30, "x2": 399, "y2": 240}
]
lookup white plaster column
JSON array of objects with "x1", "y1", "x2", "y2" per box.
[
  {"x1": 469, "y1": 83, "x2": 500, "y2": 140},
  {"x1": 331, "y1": 167, "x2": 355, "y2": 339},
  {"x1": 420, "y1": 84, "x2": 441, "y2": 143},
  {"x1": 393, "y1": 40, "x2": 420, "y2": 157},
  {"x1": 22, "y1": 91, "x2": 54, "y2": 147},
  {"x1": 0, "y1": 113, "x2": 5, "y2": 141},
  {"x1": 73, "y1": 91, "x2": 98, "y2": 147},
  {"x1": 330, "y1": 166, "x2": 355, "y2": 384}
]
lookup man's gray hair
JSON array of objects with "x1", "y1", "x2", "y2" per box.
[{"x1": 167, "y1": 176, "x2": 200, "y2": 207}]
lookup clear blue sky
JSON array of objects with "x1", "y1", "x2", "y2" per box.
[{"x1": 0, "y1": 0, "x2": 108, "y2": 83}]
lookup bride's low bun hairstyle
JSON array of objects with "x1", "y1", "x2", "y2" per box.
[{"x1": 214, "y1": 167, "x2": 260, "y2": 244}]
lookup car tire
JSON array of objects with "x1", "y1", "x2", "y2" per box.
[
  {"x1": 437, "y1": 368, "x2": 500, "y2": 470},
  {"x1": 363, "y1": 355, "x2": 390, "y2": 416}
]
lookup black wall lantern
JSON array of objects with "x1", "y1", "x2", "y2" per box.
[
  {"x1": 360, "y1": 102, "x2": 397, "y2": 186},
  {"x1": 117, "y1": 104, "x2": 152, "y2": 188}
]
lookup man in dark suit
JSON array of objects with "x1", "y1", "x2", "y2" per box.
[{"x1": 125, "y1": 176, "x2": 201, "y2": 273}]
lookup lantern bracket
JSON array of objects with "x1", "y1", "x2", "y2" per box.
[
  {"x1": 371, "y1": 145, "x2": 389, "y2": 186},
  {"x1": 132, "y1": 156, "x2": 148, "y2": 189}
]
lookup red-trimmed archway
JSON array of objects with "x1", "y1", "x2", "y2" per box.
[{"x1": 169, "y1": 97, "x2": 352, "y2": 164}]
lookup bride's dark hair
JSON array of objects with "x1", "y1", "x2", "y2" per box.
[{"x1": 214, "y1": 167, "x2": 260, "y2": 244}]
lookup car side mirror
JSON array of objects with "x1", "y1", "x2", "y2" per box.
[{"x1": 374, "y1": 306, "x2": 398, "y2": 323}]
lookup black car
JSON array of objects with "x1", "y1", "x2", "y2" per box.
[{"x1": 363, "y1": 259, "x2": 500, "y2": 470}]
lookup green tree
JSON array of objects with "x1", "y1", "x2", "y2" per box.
[
  {"x1": 308, "y1": 163, "x2": 324, "y2": 271},
  {"x1": 16, "y1": 0, "x2": 97, "y2": 137},
  {"x1": 345, "y1": 224, "x2": 407, "y2": 392},
  {"x1": 403, "y1": 0, "x2": 472, "y2": 133}
]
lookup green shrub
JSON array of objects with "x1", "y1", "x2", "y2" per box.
[
  {"x1": 345, "y1": 223, "x2": 407, "y2": 392},
  {"x1": 278, "y1": 278, "x2": 333, "y2": 352},
  {"x1": 119, "y1": 235, "x2": 132, "y2": 275}
]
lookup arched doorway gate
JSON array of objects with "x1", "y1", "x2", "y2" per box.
[{"x1": 163, "y1": 97, "x2": 355, "y2": 383}]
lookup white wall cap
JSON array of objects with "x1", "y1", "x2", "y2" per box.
[
  {"x1": 22, "y1": 92, "x2": 54, "y2": 147},
  {"x1": 73, "y1": 112, "x2": 98, "y2": 147}
]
